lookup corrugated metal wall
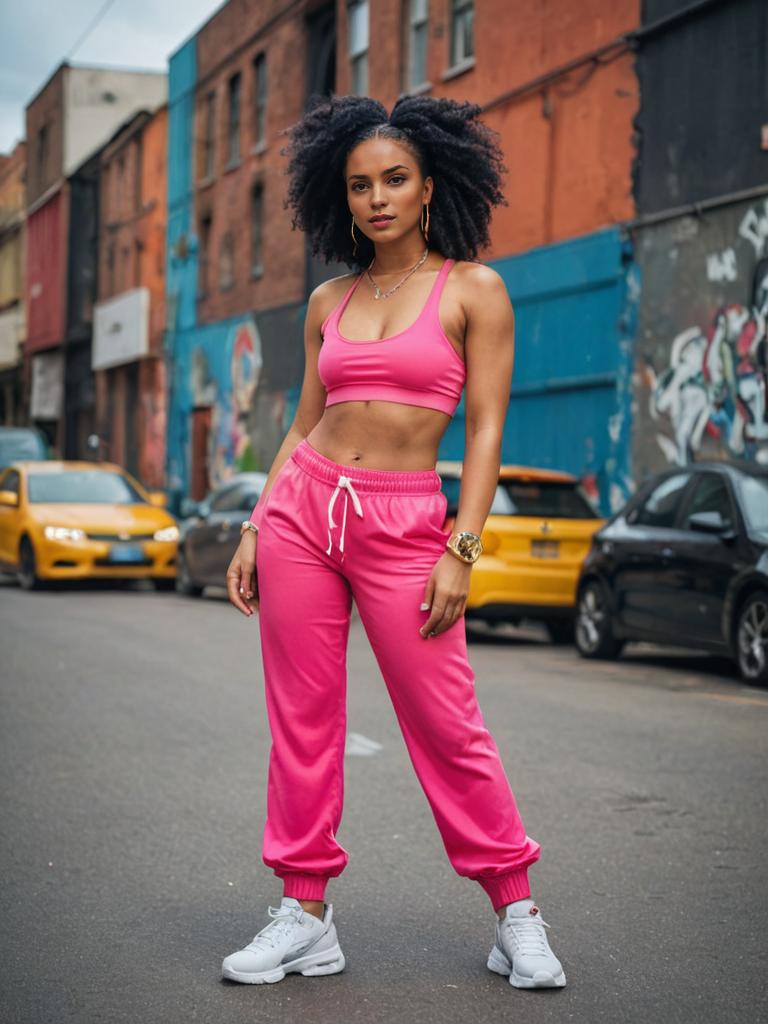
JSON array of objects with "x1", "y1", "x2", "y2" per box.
[{"x1": 440, "y1": 227, "x2": 639, "y2": 515}]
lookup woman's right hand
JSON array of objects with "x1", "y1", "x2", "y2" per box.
[{"x1": 226, "y1": 533, "x2": 259, "y2": 616}]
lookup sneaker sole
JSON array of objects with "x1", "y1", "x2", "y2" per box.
[
  {"x1": 487, "y1": 945, "x2": 566, "y2": 989},
  {"x1": 222, "y1": 943, "x2": 346, "y2": 984}
]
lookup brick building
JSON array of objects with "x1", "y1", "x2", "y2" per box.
[
  {"x1": 24, "y1": 61, "x2": 166, "y2": 456},
  {"x1": 93, "y1": 105, "x2": 168, "y2": 488},
  {"x1": 166, "y1": 0, "x2": 642, "y2": 513},
  {"x1": 0, "y1": 141, "x2": 27, "y2": 424}
]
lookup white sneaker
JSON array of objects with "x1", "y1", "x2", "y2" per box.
[
  {"x1": 487, "y1": 898, "x2": 566, "y2": 988},
  {"x1": 221, "y1": 896, "x2": 346, "y2": 984}
]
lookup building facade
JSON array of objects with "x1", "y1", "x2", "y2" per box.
[
  {"x1": 165, "y1": 0, "x2": 642, "y2": 513},
  {"x1": 24, "y1": 62, "x2": 167, "y2": 457},
  {"x1": 0, "y1": 141, "x2": 27, "y2": 425},
  {"x1": 628, "y1": 0, "x2": 768, "y2": 476},
  {"x1": 93, "y1": 106, "x2": 168, "y2": 487}
]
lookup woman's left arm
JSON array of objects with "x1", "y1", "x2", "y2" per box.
[{"x1": 419, "y1": 265, "x2": 515, "y2": 638}]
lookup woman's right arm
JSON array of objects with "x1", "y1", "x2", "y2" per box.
[{"x1": 225, "y1": 280, "x2": 335, "y2": 617}]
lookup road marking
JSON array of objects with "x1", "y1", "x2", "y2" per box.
[{"x1": 345, "y1": 732, "x2": 383, "y2": 756}]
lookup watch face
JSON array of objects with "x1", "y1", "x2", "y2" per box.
[{"x1": 456, "y1": 532, "x2": 482, "y2": 560}]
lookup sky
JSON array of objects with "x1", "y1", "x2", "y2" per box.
[{"x1": 0, "y1": 0, "x2": 224, "y2": 152}]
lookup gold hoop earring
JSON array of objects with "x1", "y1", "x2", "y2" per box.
[
  {"x1": 420, "y1": 203, "x2": 430, "y2": 242},
  {"x1": 351, "y1": 214, "x2": 358, "y2": 256}
]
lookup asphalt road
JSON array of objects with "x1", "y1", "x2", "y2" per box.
[{"x1": 1, "y1": 577, "x2": 766, "y2": 1024}]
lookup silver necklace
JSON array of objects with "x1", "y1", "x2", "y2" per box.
[{"x1": 365, "y1": 246, "x2": 429, "y2": 300}]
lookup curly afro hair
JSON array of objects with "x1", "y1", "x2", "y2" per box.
[{"x1": 278, "y1": 93, "x2": 509, "y2": 269}]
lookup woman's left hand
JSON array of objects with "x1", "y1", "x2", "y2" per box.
[{"x1": 419, "y1": 552, "x2": 472, "y2": 638}]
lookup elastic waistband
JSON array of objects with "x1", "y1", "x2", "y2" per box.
[{"x1": 291, "y1": 438, "x2": 441, "y2": 494}]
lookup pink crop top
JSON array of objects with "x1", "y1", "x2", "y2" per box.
[
  {"x1": 248, "y1": 258, "x2": 465, "y2": 529},
  {"x1": 316, "y1": 257, "x2": 466, "y2": 417}
]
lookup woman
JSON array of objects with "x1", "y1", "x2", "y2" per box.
[{"x1": 221, "y1": 93, "x2": 566, "y2": 991}]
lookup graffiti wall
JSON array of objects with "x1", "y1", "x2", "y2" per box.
[{"x1": 631, "y1": 194, "x2": 768, "y2": 481}]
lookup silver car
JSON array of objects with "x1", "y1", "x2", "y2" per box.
[{"x1": 176, "y1": 472, "x2": 267, "y2": 596}]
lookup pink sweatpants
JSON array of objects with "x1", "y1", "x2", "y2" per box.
[{"x1": 254, "y1": 438, "x2": 541, "y2": 911}]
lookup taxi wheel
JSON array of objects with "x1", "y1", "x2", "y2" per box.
[
  {"x1": 574, "y1": 579, "x2": 624, "y2": 660},
  {"x1": 18, "y1": 537, "x2": 44, "y2": 592}
]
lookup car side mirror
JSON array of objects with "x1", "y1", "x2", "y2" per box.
[
  {"x1": 0, "y1": 489, "x2": 18, "y2": 507},
  {"x1": 147, "y1": 491, "x2": 168, "y2": 508},
  {"x1": 688, "y1": 510, "x2": 734, "y2": 538}
]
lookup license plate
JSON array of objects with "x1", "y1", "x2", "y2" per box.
[
  {"x1": 531, "y1": 539, "x2": 560, "y2": 558},
  {"x1": 107, "y1": 544, "x2": 145, "y2": 563}
]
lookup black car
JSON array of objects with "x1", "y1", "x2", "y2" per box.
[
  {"x1": 176, "y1": 472, "x2": 267, "y2": 595},
  {"x1": 574, "y1": 460, "x2": 768, "y2": 684}
]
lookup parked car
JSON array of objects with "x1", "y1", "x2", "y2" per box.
[
  {"x1": 0, "y1": 461, "x2": 178, "y2": 590},
  {"x1": 437, "y1": 460, "x2": 605, "y2": 642},
  {"x1": 574, "y1": 460, "x2": 768, "y2": 684},
  {"x1": 176, "y1": 472, "x2": 268, "y2": 596},
  {"x1": 0, "y1": 426, "x2": 50, "y2": 470}
]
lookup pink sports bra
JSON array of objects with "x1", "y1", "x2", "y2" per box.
[{"x1": 317, "y1": 257, "x2": 466, "y2": 417}]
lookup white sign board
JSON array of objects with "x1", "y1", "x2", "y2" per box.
[
  {"x1": 30, "y1": 350, "x2": 64, "y2": 419},
  {"x1": 93, "y1": 287, "x2": 150, "y2": 370}
]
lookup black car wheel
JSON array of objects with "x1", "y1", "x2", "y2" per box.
[
  {"x1": 736, "y1": 592, "x2": 768, "y2": 685},
  {"x1": 175, "y1": 547, "x2": 204, "y2": 597},
  {"x1": 18, "y1": 537, "x2": 43, "y2": 591},
  {"x1": 574, "y1": 579, "x2": 624, "y2": 660},
  {"x1": 544, "y1": 618, "x2": 575, "y2": 645}
]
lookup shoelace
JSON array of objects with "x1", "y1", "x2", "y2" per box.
[
  {"x1": 502, "y1": 913, "x2": 552, "y2": 957},
  {"x1": 245, "y1": 905, "x2": 303, "y2": 951}
]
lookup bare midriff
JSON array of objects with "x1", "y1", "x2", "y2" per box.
[{"x1": 306, "y1": 401, "x2": 452, "y2": 471}]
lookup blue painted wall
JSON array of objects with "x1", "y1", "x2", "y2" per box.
[{"x1": 442, "y1": 227, "x2": 638, "y2": 515}]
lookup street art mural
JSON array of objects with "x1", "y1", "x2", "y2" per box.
[
  {"x1": 188, "y1": 317, "x2": 263, "y2": 489},
  {"x1": 634, "y1": 198, "x2": 768, "y2": 476}
]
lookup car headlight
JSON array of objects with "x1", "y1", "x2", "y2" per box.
[
  {"x1": 154, "y1": 525, "x2": 180, "y2": 542},
  {"x1": 44, "y1": 526, "x2": 87, "y2": 542}
]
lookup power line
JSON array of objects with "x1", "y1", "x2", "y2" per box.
[{"x1": 65, "y1": 0, "x2": 119, "y2": 60}]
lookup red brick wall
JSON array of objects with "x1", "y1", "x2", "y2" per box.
[
  {"x1": 25, "y1": 190, "x2": 66, "y2": 352},
  {"x1": 193, "y1": 1, "x2": 308, "y2": 325},
  {"x1": 25, "y1": 66, "x2": 65, "y2": 207},
  {"x1": 338, "y1": 0, "x2": 640, "y2": 257}
]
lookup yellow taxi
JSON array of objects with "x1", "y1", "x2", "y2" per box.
[
  {"x1": 0, "y1": 460, "x2": 179, "y2": 590},
  {"x1": 438, "y1": 460, "x2": 605, "y2": 642}
]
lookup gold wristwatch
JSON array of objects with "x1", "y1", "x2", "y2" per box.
[
  {"x1": 240, "y1": 520, "x2": 259, "y2": 537},
  {"x1": 445, "y1": 530, "x2": 483, "y2": 564}
]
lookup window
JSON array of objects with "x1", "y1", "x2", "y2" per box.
[
  {"x1": 37, "y1": 123, "x2": 49, "y2": 184},
  {"x1": 681, "y1": 474, "x2": 734, "y2": 529},
  {"x1": 107, "y1": 242, "x2": 115, "y2": 294},
  {"x1": 1, "y1": 470, "x2": 20, "y2": 499},
  {"x1": 348, "y1": 0, "x2": 369, "y2": 95},
  {"x1": 27, "y1": 470, "x2": 143, "y2": 504},
  {"x1": 211, "y1": 483, "x2": 262, "y2": 513},
  {"x1": 735, "y1": 474, "x2": 768, "y2": 531},
  {"x1": 202, "y1": 91, "x2": 216, "y2": 179},
  {"x1": 450, "y1": 0, "x2": 474, "y2": 66},
  {"x1": 219, "y1": 231, "x2": 235, "y2": 291},
  {"x1": 405, "y1": 0, "x2": 428, "y2": 89},
  {"x1": 199, "y1": 214, "x2": 212, "y2": 297},
  {"x1": 251, "y1": 182, "x2": 264, "y2": 276},
  {"x1": 631, "y1": 473, "x2": 692, "y2": 528},
  {"x1": 253, "y1": 53, "x2": 267, "y2": 147},
  {"x1": 227, "y1": 72, "x2": 242, "y2": 166}
]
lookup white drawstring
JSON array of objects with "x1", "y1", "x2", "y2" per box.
[{"x1": 326, "y1": 474, "x2": 364, "y2": 557}]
